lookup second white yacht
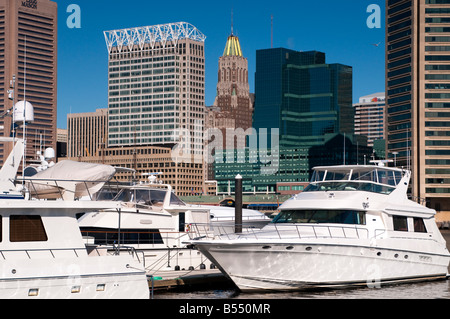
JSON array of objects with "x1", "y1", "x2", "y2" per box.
[{"x1": 187, "y1": 164, "x2": 450, "y2": 291}]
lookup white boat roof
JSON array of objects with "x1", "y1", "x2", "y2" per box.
[{"x1": 0, "y1": 199, "x2": 121, "y2": 211}]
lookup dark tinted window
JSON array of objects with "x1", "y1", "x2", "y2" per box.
[{"x1": 10, "y1": 215, "x2": 48, "y2": 242}]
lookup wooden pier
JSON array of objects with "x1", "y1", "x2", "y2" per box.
[{"x1": 147, "y1": 269, "x2": 232, "y2": 291}]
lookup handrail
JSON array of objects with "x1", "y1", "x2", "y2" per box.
[
  {"x1": 0, "y1": 247, "x2": 86, "y2": 260},
  {"x1": 188, "y1": 223, "x2": 370, "y2": 241}
]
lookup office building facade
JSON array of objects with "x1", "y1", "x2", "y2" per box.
[
  {"x1": 0, "y1": 0, "x2": 57, "y2": 167},
  {"x1": 67, "y1": 108, "x2": 107, "y2": 159},
  {"x1": 354, "y1": 92, "x2": 386, "y2": 147},
  {"x1": 253, "y1": 48, "x2": 354, "y2": 148},
  {"x1": 212, "y1": 48, "x2": 372, "y2": 193},
  {"x1": 386, "y1": 0, "x2": 450, "y2": 215},
  {"x1": 104, "y1": 22, "x2": 206, "y2": 160}
]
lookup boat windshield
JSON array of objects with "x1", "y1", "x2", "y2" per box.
[
  {"x1": 306, "y1": 167, "x2": 402, "y2": 195},
  {"x1": 113, "y1": 188, "x2": 186, "y2": 206},
  {"x1": 169, "y1": 192, "x2": 186, "y2": 206},
  {"x1": 114, "y1": 189, "x2": 167, "y2": 206},
  {"x1": 272, "y1": 210, "x2": 366, "y2": 225}
]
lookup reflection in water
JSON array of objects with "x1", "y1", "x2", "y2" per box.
[{"x1": 155, "y1": 279, "x2": 450, "y2": 299}]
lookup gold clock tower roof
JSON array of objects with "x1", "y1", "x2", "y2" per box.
[{"x1": 223, "y1": 34, "x2": 243, "y2": 57}]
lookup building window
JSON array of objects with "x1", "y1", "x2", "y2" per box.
[
  {"x1": 393, "y1": 215, "x2": 408, "y2": 232},
  {"x1": 10, "y1": 216, "x2": 48, "y2": 242}
]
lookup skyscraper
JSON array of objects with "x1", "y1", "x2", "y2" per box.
[
  {"x1": 386, "y1": 0, "x2": 450, "y2": 214},
  {"x1": 253, "y1": 48, "x2": 353, "y2": 148},
  {"x1": 212, "y1": 32, "x2": 253, "y2": 145},
  {"x1": 0, "y1": 0, "x2": 57, "y2": 167},
  {"x1": 213, "y1": 48, "x2": 365, "y2": 194},
  {"x1": 104, "y1": 22, "x2": 206, "y2": 159},
  {"x1": 354, "y1": 92, "x2": 386, "y2": 147}
]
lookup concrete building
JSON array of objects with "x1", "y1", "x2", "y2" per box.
[
  {"x1": 0, "y1": 0, "x2": 57, "y2": 168},
  {"x1": 386, "y1": 0, "x2": 450, "y2": 219},
  {"x1": 354, "y1": 92, "x2": 386, "y2": 147},
  {"x1": 104, "y1": 22, "x2": 206, "y2": 162},
  {"x1": 67, "y1": 108, "x2": 107, "y2": 159}
]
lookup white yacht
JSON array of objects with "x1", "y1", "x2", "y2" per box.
[
  {"x1": 187, "y1": 164, "x2": 450, "y2": 291},
  {"x1": 0, "y1": 142, "x2": 149, "y2": 299},
  {"x1": 78, "y1": 182, "x2": 214, "y2": 272},
  {"x1": 77, "y1": 175, "x2": 269, "y2": 273},
  {"x1": 0, "y1": 191, "x2": 149, "y2": 299}
]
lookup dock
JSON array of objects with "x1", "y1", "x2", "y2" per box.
[{"x1": 147, "y1": 269, "x2": 232, "y2": 291}]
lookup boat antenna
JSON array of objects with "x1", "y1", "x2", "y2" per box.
[
  {"x1": 343, "y1": 133, "x2": 346, "y2": 165},
  {"x1": 22, "y1": 35, "x2": 27, "y2": 177}
]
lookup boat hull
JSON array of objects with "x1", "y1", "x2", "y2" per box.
[
  {"x1": 194, "y1": 241, "x2": 450, "y2": 292},
  {"x1": 0, "y1": 255, "x2": 149, "y2": 299}
]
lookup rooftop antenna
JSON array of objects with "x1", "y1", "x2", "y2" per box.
[
  {"x1": 231, "y1": 8, "x2": 234, "y2": 35},
  {"x1": 271, "y1": 15, "x2": 273, "y2": 48}
]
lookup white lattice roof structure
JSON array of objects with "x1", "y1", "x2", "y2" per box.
[{"x1": 104, "y1": 22, "x2": 206, "y2": 53}]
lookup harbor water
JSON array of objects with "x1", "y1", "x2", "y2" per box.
[{"x1": 154, "y1": 230, "x2": 450, "y2": 299}]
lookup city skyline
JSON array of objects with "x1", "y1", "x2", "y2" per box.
[{"x1": 56, "y1": 0, "x2": 385, "y2": 129}]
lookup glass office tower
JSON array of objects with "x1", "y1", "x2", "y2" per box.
[
  {"x1": 253, "y1": 48, "x2": 354, "y2": 148},
  {"x1": 213, "y1": 48, "x2": 364, "y2": 194}
]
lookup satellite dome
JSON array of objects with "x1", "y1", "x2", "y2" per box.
[{"x1": 13, "y1": 101, "x2": 34, "y2": 124}]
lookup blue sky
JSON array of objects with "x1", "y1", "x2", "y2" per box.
[{"x1": 55, "y1": 0, "x2": 385, "y2": 129}]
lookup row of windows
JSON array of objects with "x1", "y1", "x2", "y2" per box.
[
  {"x1": 393, "y1": 216, "x2": 427, "y2": 233},
  {"x1": 271, "y1": 210, "x2": 428, "y2": 234}
]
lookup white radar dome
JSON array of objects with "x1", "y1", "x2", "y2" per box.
[
  {"x1": 14, "y1": 100, "x2": 34, "y2": 124},
  {"x1": 44, "y1": 147, "x2": 55, "y2": 159}
]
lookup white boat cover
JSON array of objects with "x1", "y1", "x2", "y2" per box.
[{"x1": 26, "y1": 160, "x2": 116, "y2": 200}]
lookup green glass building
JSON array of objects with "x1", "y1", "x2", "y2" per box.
[
  {"x1": 213, "y1": 48, "x2": 373, "y2": 194},
  {"x1": 253, "y1": 48, "x2": 354, "y2": 148}
]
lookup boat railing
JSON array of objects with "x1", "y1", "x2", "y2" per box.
[
  {"x1": 87, "y1": 244, "x2": 145, "y2": 266},
  {"x1": 188, "y1": 223, "x2": 369, "y2": 241},
  {"x1": 0, "y1": 247, "x2": 87, "y2": 260}
]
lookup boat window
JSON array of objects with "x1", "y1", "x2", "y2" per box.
[
  {"x1": 377, "y1": 170, "x2": 397, "y2": 186},
  {"x1": 324, "y1": 171, "x2": 350, "y2": 181},
  {"x1": 351, "y1": 170, "x2": 376, "y2": 182},
  {"x1": 311, "y1": 170, "x2": 325, "y2": 183},
  {"x1": 303, "y1": 182, "x2": 395, "y2": 195},
  {"x1": 80, "y1": 227, "x2": 164, "y2": 245},
  {"x1": 413, "y1": 217, "x2": 427, "y2": 233},
  {"x1": 95, "y1": 188, "x2": 120, "y2": 201},
  {"x1": 114, "y1": 189, "x2": 133, "y2": 202},
  {"x1": 10, "y1": 215, "x2": 48, "y2": 242},
  {"x1": 393, "y1": 215, "x2": 408, "y2": 232},
  {"x1": 170, "y1": 193, "x2": 185, "y2": 206},
  {"x1": 114, "y1": 189, "x2": 166, "y2": 206},
  {"x1": 272, "y1": 210, "x2": 366, "y2": 225},
  {"x1": 149, "y1": 190, "x2": 166, "y2": 206}
]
